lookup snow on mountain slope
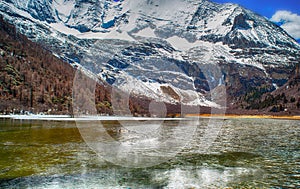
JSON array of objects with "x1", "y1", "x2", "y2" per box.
[
  {"x1": 0, "y1": 0, "x2": 299, "y2": 108},
  {"x1": 52, "y1": 0, "x2": 76, "y2": 23}
]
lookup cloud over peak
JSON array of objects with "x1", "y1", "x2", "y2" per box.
[{"x1": 270, "y1": 10, "x2": 300, "y2": 40}]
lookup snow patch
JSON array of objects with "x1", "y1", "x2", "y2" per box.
[
  {"x1": 52, "y1": 0, "x2": 75, "y2": 22},
  {"x1": 135, "y1": 27, "x2": 156, "y2": 38},
  {"x1": 49, "y1": 22, "x2": 81, "y2": 35},
  {"x1": 166, "y1": 36, "x2": 208, "y2": 51}
]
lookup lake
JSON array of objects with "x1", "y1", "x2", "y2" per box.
[{"x1": 0, "y1": 117, "x2": 299, "y2": 188}]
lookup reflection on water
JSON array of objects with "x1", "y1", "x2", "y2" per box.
[
  {"x1": 77, "y1": 119, "x2": 198, "y2": 168},
  {"x1": 0, "y1": 118, "x2": 299, "y2": 188}
]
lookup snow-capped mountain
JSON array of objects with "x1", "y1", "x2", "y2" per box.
[{"x1": 1, "y1": 0, "x2": 299, "y2": 108}]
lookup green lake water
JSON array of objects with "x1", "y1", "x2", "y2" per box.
[{"x1": 0, "y1": 118, "x2": 299, "y2": 188}]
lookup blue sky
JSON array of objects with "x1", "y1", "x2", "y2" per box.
[{"x1": 214, "y1": 0, "x2": 300, "y2": 42}]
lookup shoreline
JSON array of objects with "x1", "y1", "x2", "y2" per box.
[
  {"x1": 1, "y1": 114, "x2": 300, "y2": 121},
  {"x1": 188, "y1": 114, "x2": 300, "y2": 120},
  {"x1": 0, "y1": 114, "x2": 185, "y2": 121}
]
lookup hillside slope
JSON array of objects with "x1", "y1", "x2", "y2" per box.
[
  {"x1": 0, "y1": 16, "x2": 75, "y2": 114},
  {"x1": 227, "y1": 65, "x2": 300, "y2": 115}
]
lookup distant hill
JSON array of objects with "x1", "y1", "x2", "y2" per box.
[{"x1": 227, "y1": 67, "x2": 300, "y2": 115}]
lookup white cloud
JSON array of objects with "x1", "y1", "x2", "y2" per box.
[{"x1": 270, "y1": 10, "x2": 300, "y2": 40}]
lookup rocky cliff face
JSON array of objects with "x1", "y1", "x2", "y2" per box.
[{"x1": 1, "y1": 0, "x2": 299, "y2": 109}]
